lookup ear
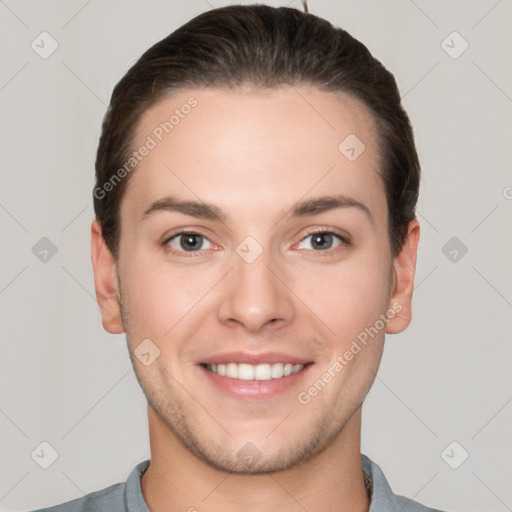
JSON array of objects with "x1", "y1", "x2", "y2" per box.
[
  {"x1": 91, "y1": 220, "x2": 125, "y2": 334},
  {"x1": 386, "y1": 219, "x2": 420, "y2": 334}
]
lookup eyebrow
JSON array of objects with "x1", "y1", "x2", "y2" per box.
[
  {"x1": 293, "y1": 195, "x2": 373, "y2": 222},
  {"x1": 141, "y1": 194, "x2": 372, "y2": 223},
  {"x1": 142, "y1": 197, "x2": 226, "y2": 222}
]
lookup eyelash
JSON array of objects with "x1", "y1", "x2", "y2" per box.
[
  {"x1": 162, "y1": 228, "x2": 350, "y2": 256},
  {"x1": 296, "y1": 230, "x2": 350, "y2": 253},
  {"x1": 162, "y1": 230, "x2": 215, "y2": 256}
]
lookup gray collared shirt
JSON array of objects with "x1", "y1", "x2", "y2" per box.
[{"x1": 31, "y1": 455, "x2": 445, "y2": 511}]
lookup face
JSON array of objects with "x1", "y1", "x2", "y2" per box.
[{"x1": 92, "y1": 85, "x2": 418, "y2": 474}]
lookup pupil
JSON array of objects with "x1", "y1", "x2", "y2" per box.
[
  {"x1": 312, "y1": 233, "x2": 332, "y2": 250},
  {"x1": 181, "y1": 234, "x2": 201, "y2": 250}
]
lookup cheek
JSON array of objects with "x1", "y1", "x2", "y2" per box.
[
  {"x1": 120, "y1": 254, "x2": 220, "y2": 342},
  {"x1": 299, "y1": 255, "x2": 392, "y2": 344}
]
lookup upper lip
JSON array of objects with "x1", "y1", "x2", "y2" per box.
[{"x1": 200, "y1": 352, "x2": 311, "y2": 366}]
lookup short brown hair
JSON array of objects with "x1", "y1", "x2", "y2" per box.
[{"x1": 94, "y1": 4, "x2": 420, "y2": 258}]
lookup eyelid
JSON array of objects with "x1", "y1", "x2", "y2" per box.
[
  {"x1": 162, "y1": 226, "x2": 214, "y2": 243},
  {"x1": 162, "y1": 228, "x2": 219, "y2": 254},
  {"x1": 160, "y1": 226, "x2": 351, "y2": 255},
  {"x1": 294, "y1": 226, "x2": 351, "y2": 247}
]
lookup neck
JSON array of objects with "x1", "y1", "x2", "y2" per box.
[{"x1": 140, "y1": 405, "x2": 370, "y2": 512}]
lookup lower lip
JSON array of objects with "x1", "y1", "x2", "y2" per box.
[{"x1": 199, "y1": 364, "x2": 313, "y2": 401}]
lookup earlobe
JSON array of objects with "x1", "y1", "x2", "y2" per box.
[
  {"x1": 386, "y1": 219, "x2": 420, "y2": 335},
  {"x1": 90, "y1": 220, "x2": 125, "y2": 334}
]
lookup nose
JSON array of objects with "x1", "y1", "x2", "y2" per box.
[{"x1": 216, "y1": 248, "x2": 295, "y2": 334}]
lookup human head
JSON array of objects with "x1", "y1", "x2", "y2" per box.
[
  {"x1": 93, "y1": 4, "x2": 420, "y2": 259},
  {"x1": 91, "y1": 3, "x2": 421, "y2": 475}
]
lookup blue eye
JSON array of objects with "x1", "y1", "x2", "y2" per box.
[
  {"x1": 166, "y1": 233, "x2": 214, "y2": 252},
  {"x1": 298, "y1": 232, "x2": 344, "y2": 251}
]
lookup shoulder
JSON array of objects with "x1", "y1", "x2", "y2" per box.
[
  {"x1": 362, "y1": 454, "x2": 446, "y2": 512},
  {"x1": 27, "y1": 460, "x2": 150, "y2": 512},
  {"x1": 27, "y1": 482, "x2": 125, "y2": 512}
]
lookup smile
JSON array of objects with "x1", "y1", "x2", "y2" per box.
[{"x1": 204, "y1": 362, "x2": 304, "y2": 380}]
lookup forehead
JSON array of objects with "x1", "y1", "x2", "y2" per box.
[{"x1": 122, "y1": 85, "x2": 384, "y2": 220}]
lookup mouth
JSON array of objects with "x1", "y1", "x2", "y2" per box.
[
  {"x1": 198, "y1": 352, "x2": 314, "y2": 401},
  {"x1": 202, "y1": 362, "x2": 305, "y2": 380}
]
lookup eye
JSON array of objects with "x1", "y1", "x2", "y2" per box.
[
  {"x1": 297, "y1": 231, "x2": 345, "y2": 251},
  {"x1": 166, "y1": 232, "x2": 214, "y2": 252}
]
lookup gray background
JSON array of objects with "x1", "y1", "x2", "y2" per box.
[{"x1": 1, "y1": 0, "x2": 511, "y2": 510}]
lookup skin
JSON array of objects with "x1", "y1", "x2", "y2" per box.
[{"x1": 91, "y1": 85, "x2": 419, "y2": 512}]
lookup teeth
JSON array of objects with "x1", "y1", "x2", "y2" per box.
[
  {"x1": 291, "y1": 364, "x2": 302, "y2": 374},
  {"x1": 271, "y1": 363, "x2": 283, "y2": 378},
  {"x1": 238, "y1": 363, "x2": 255, "y2": 380},
  {"x1": 226, "y1": 363, "x2": 238, "y2": 379},
  {"x1": 255, "y1": 364, "x2": 272, "y2": 380},
  {"x1": 207, "y1": 362, "x2": 305, "y2": 380}
]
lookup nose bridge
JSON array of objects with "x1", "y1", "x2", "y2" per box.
[{"x1": 217, "y1": 242, "x2": 294, "y2": 332}]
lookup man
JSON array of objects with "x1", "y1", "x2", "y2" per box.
[{"x1": 33, "y1": 3, "x2": 445, "y2": 511}]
